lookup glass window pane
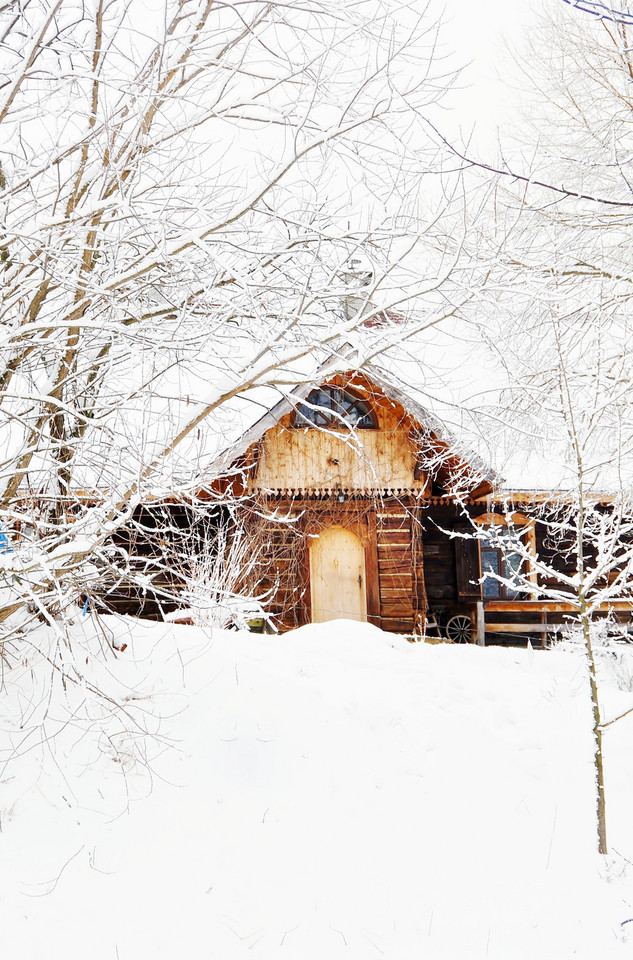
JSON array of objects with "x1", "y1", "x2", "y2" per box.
[
  {"x1": 479, "y1": 526, "x2": 530, "y2": 600},
  {"x1": 311, "y1": 389, "x2": 333, "y2": 411},
  {"x1": 294, "y1": 403, "x2": 315, "y2": 426},
  {"x1": 356, "y1": 411, "x2": 373, "y2": 428},
  {"x1": 481, "y1": 548, "x2": 501, "y2": 598},
  {"x1": 294, "y1": 390, "x2": 331, "y2": 425},
  {"x1": 347, "y1": 399, "x2": 374, "y2": 427},
  {"x1": 504, "y1": 551, "x2": 524, "y2": 599},
  {"x1": 331, "y1": 388, "x2": 345, "y2": 413}
]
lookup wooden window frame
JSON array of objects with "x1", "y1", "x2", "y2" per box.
[{"x1": 473, "y1": 513, "x2": 537, "y2": 600}]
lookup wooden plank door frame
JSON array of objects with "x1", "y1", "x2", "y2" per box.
[
  {"x1": 365, "y1": 507, "x2": 380, "y2": 627},
  {"x1": 303, "y1": 509, "x2": 380, "y2": 625}
]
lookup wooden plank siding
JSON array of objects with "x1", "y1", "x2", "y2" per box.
[
  {"x1": 365, "y1": 508, "x2": 381, "y2": 627},
  {"x1": 241, "y1": 499, "x2": 508, "y2": 636},
  {"x1": 249, "y1": 425, "x2": 428, "y2": 493},
  {"x1": 244, "y1": 374, "x2": 431, "y2": 497},
  {"x1": 100, "y1": 484, "x2": 633, "y2": 644},
  {"x1": 421, "y1": 507, "x2": 459, "y2": 606}
]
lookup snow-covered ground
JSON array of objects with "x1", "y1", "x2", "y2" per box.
[{"x1": 2, "y1": 616, "x2": 633, "y2": 959}]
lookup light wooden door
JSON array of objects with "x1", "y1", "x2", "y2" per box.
[{"x1": 310, "y1": 526, "x2": 367, "y2": 623}]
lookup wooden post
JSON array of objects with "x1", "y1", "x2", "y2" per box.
[
  {"x1": 365, "y1": 507, "x2": 381, "y2": 627},
  {"x1": 410, "y1": 504, "x2": 428, "y2": 619},
  {"x1": 476, "y1": 601, "x2": 486, "y2": 646}
]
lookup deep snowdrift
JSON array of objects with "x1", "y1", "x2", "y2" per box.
[{"x1": 1, "y1": 616, "x2": 633, "y2": 959}]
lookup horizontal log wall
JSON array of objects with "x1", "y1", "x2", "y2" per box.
[
  {"x1": 247, "y1": 499, "x2": 466, "y2": 635},
  {"x1": 376, "y1": 506, "x2": 416, "y2": 633},
  {"x1": 101, "y1": 502, "x2": 213, "y2": 620},
  {"x1": 421, "y1": 506, "x2": 459, "y2": 605},
  {"x1": 100, "y1": 496, "x2": 633, "y2": 645}
]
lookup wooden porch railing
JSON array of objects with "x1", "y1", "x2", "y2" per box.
[{"x1": 474, "y1": 600, "x2": 633, "y2": 646}]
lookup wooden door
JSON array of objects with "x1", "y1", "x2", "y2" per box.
[{"x1": 310, "y1": 526, "x2": 367, "y2": 623}]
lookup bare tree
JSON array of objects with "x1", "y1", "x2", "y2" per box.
[
  {"x1": 470, "y1": 297, "x2": 633, "y2": 855},
  {"x1": 561, "y1": 1, "x2": 633, "y2": 26},
  {"x1": 0, "y1": 0, "x2": 473, "y2": 639},
  {"x1": 428, "y1": 0, "x2": 633, "y2": 212},
  {"x1": 177, "y1": 515, "x2": 272, "y2": 630},
  {"x1": 433, "y1": 3, "x2": 633, "y2": 855}
]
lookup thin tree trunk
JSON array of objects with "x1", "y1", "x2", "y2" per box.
[{"x1": 580, "y1": 605, "x2": 608, "y2": 854}]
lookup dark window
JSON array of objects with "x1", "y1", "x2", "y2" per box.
[
  {"x1": 291, "y1": 386, "x2": 377, "y2": 429},
  {"x1": 481, "y1": 548, "x2": 502, "y2": 598},
  {"x1": 480, "y1": 531, "x2": 526, "y2": 599}
]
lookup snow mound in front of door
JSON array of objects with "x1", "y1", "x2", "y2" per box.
[{"x1": 1, "y1": 615, "x2": 633, "y2": 959}]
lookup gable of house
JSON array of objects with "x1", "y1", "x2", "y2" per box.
[{"x1": 224, "y1": 369, "x2": 495, "y2": 501}]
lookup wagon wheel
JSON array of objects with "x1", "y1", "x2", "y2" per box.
[{"x1": 445, "y1": 614, "x2": 472, "y2": 644}]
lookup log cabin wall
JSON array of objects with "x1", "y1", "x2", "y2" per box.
[
  {"x1": 250, "y1": 425, "x2": 426, "y2": 492},
  {"x1": 101, "y1": 496, "x2": 491, "y2": 636},
  {"x1": 421, "y1": 504, "x2": 459, "y2": 608},
  {"x1": 376, "y1": 502, "x2": 416, "y2": 633},
  {"x1": 244, "y1": 499, "x2": 375, "y2": 631},
  {"x1": 534, "y1": 517, "x2": 584, "y2": 596},
  {"x1": 246, "y1": 495, "x2": 430, "y2": 634},
  {"x1": 243, "y1": 509, "x2": 308, "y2": 631},
  {"x1": 250, "y1": 496, "x2": 487, "y2": 635},
  {"x1": 102, "y1": 501, "x2": 219, "y2": 619},
  {"x1": 100, "y1": 372, "x2": 498, "y2": 634},
  {"x1": 420, "y1": 502, "x2": 546, "y2": 610}
]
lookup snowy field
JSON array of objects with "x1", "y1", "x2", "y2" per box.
[{"x1": 2, "y1": 616, "x2": 633, "y2": 959}]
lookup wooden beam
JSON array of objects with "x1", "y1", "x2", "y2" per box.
[
  {"x1": 380, "y1": 617, "x2": 416, "y2": 633},
  {"x1": 476, "y1": 601, "x2": 485, "y2": 646},
  {"x1": 484, "y1": 600, "x2": 633, "y2": 613},
  {"x1": 485, "y1": 623, "x2": 554, "y2": 634}
]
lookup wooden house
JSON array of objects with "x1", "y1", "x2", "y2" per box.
[
  {"x1": 105, "y1": 363, "x2": 633, "y2": 645},
  {"x1": 202, "y1": 364, "x2": 632, "y2": 644},
  {"x1": 202, "y1": 366, "x2": 515, "y2": 641}
]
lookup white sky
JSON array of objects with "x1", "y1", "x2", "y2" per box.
[{"x1": 439, "y1": 0, "x2": 542, "y2": 150}]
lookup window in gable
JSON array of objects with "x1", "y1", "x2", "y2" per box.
[{"x1": 291, "y1": 386, "x2": 378, "y2": 429}]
